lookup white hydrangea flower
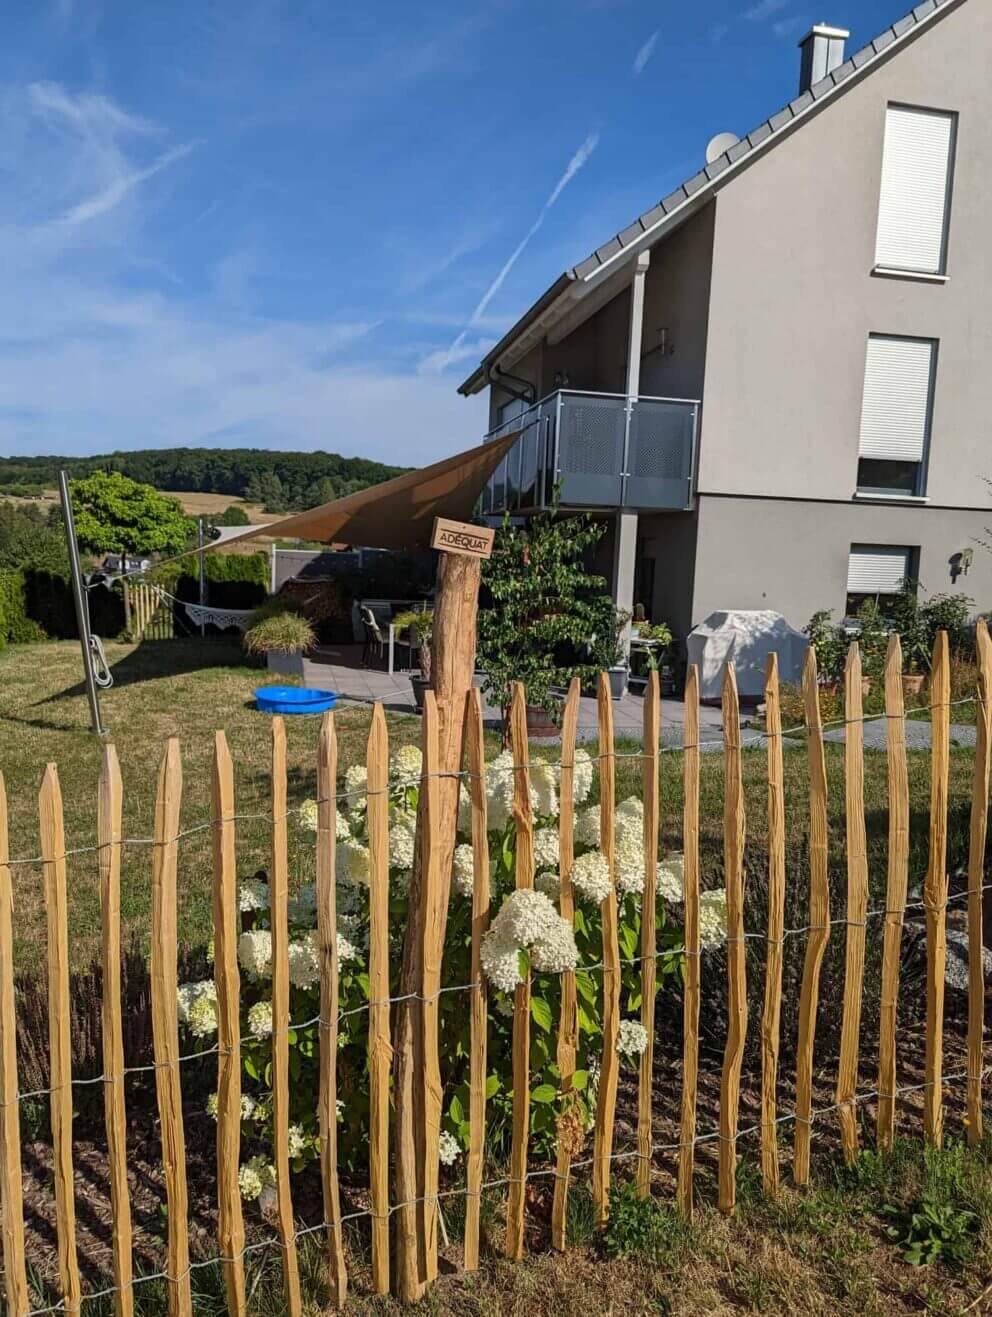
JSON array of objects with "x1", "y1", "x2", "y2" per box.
[
  {"x1": 438, "y1": 1130, "x2": 461, "y2": 1166},
  {"x1": 530, "y1": 921, "x2": 579, "y2": 975},
  {"x1": 480, "y1": 888, "x2": 578, "y2": 990},
  {"x1": 534, "y1": 870, "x2": 560, "y2": 900},
  {"x1": 247, "y1": 1000, "x2": 274, "y2": 1038},
  {"x1": 337, "y1": 932, "x2": 361, "y2": 964},
  {"x1": 390, "y1": 743, "x2": 423, "y2": 783},
  {"x1": 288, "y1": 932, "x2": 320, "y2": 989},
  {"x1": 575, "y1": 806, "x2": 600, "y2": 850},
  {"x1": 572, "y1": 747, "x2": 594, "y2": 805},
  {"x1": 344, "y1": 763, "x2": 368, "y2": 813},
  {"x1": 238, "y1": 1155, "x2": 276, "y2": 1202},
  {"x1": 533, "y1": 828, "x2": 559, "y2": 872},
  {"x1": 485, "y1": 751, "x2": 516, "y2": 831},
  {"x1": 451, "y1": 843, "x2": 475, "y2": 898},
  {"x1": 206, "y1": 1091, "x2": 219, "y2": 1120},
  {"x1": 389, "y1": 819, "x2": 416, "y2": 870},
  {"x1": 494, "y1": 996, "x2": 514, "y2": 1018},
  {"x1": 657, "y1": 854, "x2": 684, "y2": 904},
  {"x1": 457, "y1": 784, "x2": 473, "y2": 834},
  {"x1": 177, "y1": 981, "x2": 218, "y2": 1038},
  {"x1": 298, "y1": 799, "x2": 318, "y2": 833},
  {"x1": 699, "y1": 888, "x2": 728, "y2": 948},
  {"x1": 615, "y1": 830, "x2": 645, "y2": 902},
  {"x1": 287, "y1": 1124, "x2": 307, "y2": 1159},
  {"x1": 570, "y1": 851, "x2": 612, "y2": 905},
  {"x1": 241, "y1": 1095, "x2": 256, "y2": 1121},
  {"x1": 479, "y1": 935, "x2": 523, "y2": 994},
  {"x1": 238, "y1": 878, "x2": 268, "y2": 913},
  {"x1": 337, "y1": 839, "x2": 371, "y2": 887},
  {"x1": 530, "y1": 760, "x2": 558, "y2": 819},
  {"x1": 617, "y1": 1018, "x2": 648, "y2": 1058},
  {"x1": 238, "y1": 930, "x2": 273, "y2": 979},
  {"x1": 616, "y1": 796, "x2": 644, "y2": 832},
  {"x1": 335, "y1": 809, "x2": 351, "y2": 840}
]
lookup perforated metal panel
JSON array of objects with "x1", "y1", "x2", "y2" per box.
[
  {"x1": 556, "y1": 395, "x2": 625, "y2": 505},
  {"x1": 625, "y1": 399, "x2": 697, "y2": 508}
]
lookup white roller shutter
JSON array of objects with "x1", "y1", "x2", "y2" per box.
[
  {"x1": 847, "y1": 546, "x2": 912, "y2": 594},
  {"x1": 875, "y1": 106, "x2": 954, "y2": 274},
  {"x1": 858, "y1": 335, "x2": 935, "y2": 462}
]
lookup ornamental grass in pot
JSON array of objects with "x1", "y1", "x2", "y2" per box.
[{"x1": 243, "y1": 604, "x2": 317, "y2": 678}]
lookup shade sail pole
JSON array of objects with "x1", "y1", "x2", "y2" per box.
[{"x1": 392, "y1": 550, "x2": 483, "y2": 1301}]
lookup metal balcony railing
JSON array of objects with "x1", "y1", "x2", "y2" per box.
[{"x1": 480, "y1": 390, "x2": 700, "y2": 515}]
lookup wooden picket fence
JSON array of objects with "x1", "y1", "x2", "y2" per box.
[{"x1": 0, "y1": 626, "x2": 990, "y2": 1314}]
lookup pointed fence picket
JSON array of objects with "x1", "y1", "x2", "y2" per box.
[{"x1": 0, "y1": 640, "x2": 987, "y2": 1312}]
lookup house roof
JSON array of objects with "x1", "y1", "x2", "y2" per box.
[{"x1": 458, "y1": 0, "x2": 965, "y2": 397}]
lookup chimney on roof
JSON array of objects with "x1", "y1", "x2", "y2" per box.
[{"x1": 798, "y1": 23, "x2": 850, "y2": 94}]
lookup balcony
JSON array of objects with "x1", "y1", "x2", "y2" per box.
[{"x1": 479, "y1": 390, "x2": 700, "y2": 516}]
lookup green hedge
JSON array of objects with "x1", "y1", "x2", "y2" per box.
[
  {"x1": 0, "y1": 571, "x2": 46, "y2": 648},
  {"x1": 154, "y1": 551, "x2": 268, "y2": 610}
]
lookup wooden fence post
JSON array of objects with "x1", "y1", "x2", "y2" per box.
[
  {"x1": 967, "y1": 622, "x2": 992, "y2": 1143},
  {"x1": 877, "y1": 635, "x2": 908, "y2": 1151},
  {"x1": 925, "y1": 632, "x2": 950, "y2": 1148},
  {"x1": 794, "y1": 650, "x2": 829, "y2": 1186},
  {"x1": 367, "y1": 704, "x2": 392, "y2": 1294},
  {"x1": 551, "y1": 678, "x2": 580, "y2": 1249},
  {"x1": 0, "y1": 775, "x2": 29, "y2": 1317},
  {"x1": 719, "y1": 664, "x2": 746, "y2": 1214},
  {"x1": 592, "y1": 673, "x2": 621, "y2": 1228},
  {"x1": 464, "y1": 688, "x2": 491, "y2": 1271},
  {"x1": 150, "y1": 740, "x2": 192, "y2": 1317},
  {"x1": 316, "y1": 712, "x2": 348, "y2": 1308},
  {"x1": 40, "y1": 764, "x2": 81, "y2": 1316},
  {"x1": 98, "y1": 746, "x2": 135, "y2": 1317},
  {"x1": 419, "y1": 693, "x2": 443, "y2": 1283},
  {"x1": 836, "y1": 644, "x2": 868, "y2": 1164},
  {"x1": 270, "y1": 719, "x2": 302, "y2": 1316},
  {"x1": 761, "y1": 655, "x2": 785, "y2": 1192},
  {"x1": 637, "y1": 672, "x2": 660, "y2": 1200},
  {"x1": 505, "y1": 682, "x2": 534, "y2": 1259},
  {"x1": 211, "y1": 733, "x2": 246, "y2": 1317},
  {"x1": 677, "y1": 665, "x2": 701, "y2": 1219}
]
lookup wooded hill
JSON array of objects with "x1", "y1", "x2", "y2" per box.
[{"x1": 0, "y1": 447, "x2": 408, "y2": 512}]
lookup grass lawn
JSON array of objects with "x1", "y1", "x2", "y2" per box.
[
  {"x1": 0, "y1": 639, "x2": 424, "y2": 969},
  {"x1": 0, "y1": 639, "x2": 984, "y2": 972}
]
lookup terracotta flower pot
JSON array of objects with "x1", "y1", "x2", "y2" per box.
[
  {"x1": 525, "y1": 704, "x2": 558, "y2": 739},
  {"x1": 902, "y1": 673, "x2": 926, "y2": 697}
]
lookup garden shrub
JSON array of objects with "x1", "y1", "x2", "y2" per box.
[
  {"x1": 175, "y1": 748, "x2": 721, "y2": 1207},
  {"x1": 0, "y1": 571, "x2": 45, "y2": 647},
  {"x1": 153, "y1": 552, "x2": 269, "y2": 610}
]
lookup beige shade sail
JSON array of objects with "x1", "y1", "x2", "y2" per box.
[{"x1": 212, "y1": 431, "x2": 519, "y2": 552}]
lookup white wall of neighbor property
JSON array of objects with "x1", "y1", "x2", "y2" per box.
[{"x1": 700, "y1": 0, "x2": 992, "y2": 510}]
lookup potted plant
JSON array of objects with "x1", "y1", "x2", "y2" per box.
[
  {"x1": 636, "y1": 620, "x2": 676, "y2": 695},
  {"x1": 606, "y1": 609, "x2": 632, "y2": 700},
  {"x1": 392, "y1": 609, "x2": 433, "y2": 709},
  {"x1": 243, "y1": 604, "x2": 317, "y2": 678}
]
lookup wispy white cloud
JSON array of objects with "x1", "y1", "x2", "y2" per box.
[
  {"x1": 744, "y1": 0, "x2": 790, "y2": 20},
  {"x1": 632, "y1": 30, "x2": 659, "y2": 77},
  {"x1": 57, "y1": 141, "x2": 200, "y2": 226},
  {"x1": 772, "y1": 14, "x2": 808, "y2": 38},
  {"x1": 422, "y1": 131, "x2": 600, "y2": 374}
]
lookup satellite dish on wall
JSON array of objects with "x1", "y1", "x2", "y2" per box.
[{"x1": 705, "y1": 131, "x2": 740, "y2": 165}]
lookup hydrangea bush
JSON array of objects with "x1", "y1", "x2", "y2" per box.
[{"x1": 178, "y1": 741, "x2": 728, "y2": 1202}]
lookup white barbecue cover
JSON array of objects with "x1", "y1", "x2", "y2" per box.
[{"x1": 686, "y1": 611, "x2": 809, "y2": 702}]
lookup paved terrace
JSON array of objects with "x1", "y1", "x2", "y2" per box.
[
  {"x1": 301, "y1": 645, "x2": 726, "y2": 746},
  {"x1": 299, "y1": 646, "x2": 977, "y2": 751}
]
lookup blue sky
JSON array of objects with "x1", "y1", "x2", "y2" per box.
[{"x1": 1, "y1": 0, "x2": 913, "y2": 464}]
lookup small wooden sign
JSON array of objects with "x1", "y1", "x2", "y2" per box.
[{"x1": 431, "y1": 517, "x2": 496, "y2": 560}]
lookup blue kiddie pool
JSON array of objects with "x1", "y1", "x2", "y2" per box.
[{"x1": 254, "y1": 685, "x2": 338, "y2": 715}]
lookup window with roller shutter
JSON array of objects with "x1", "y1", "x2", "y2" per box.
[
  {"x1": 856, "y1": 335, "x2": 937, "y2": 497},
  {"x1": 875, "y1": 104, "x2": 956, "y2": 276}
]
